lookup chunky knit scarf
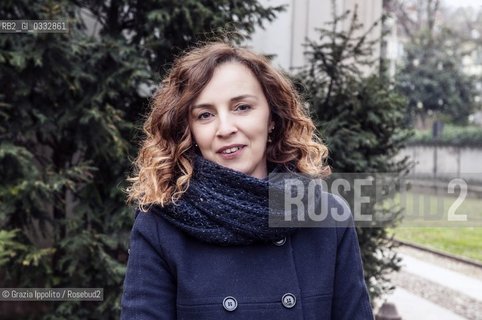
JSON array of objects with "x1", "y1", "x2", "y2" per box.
[{"x1": 153, "y1": 154, "x2": 297, "y2": 246}]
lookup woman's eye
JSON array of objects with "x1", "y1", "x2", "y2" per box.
[
  {"x1": 235, "y1": 104, "x2": 251, "y2": 111},
  {"x1": 197, "y1": 112, "x2": 213, "y2": 120}
]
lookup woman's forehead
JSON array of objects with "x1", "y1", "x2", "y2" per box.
[{"x1": 193, "y1": 62, "x2": 264, "y2": 105}]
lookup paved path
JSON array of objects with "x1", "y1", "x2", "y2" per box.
[
  {"x1": 387, "y1": 287, "x2": 467, "y2": 320},
  {"x1": 379, "y1": 246, "x2": 482, "y2": 320},
  {"x1": 399, "y1": 253, "x2": 482, "y2": 302}
]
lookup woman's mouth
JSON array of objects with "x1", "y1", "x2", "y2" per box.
[
  {"x1": 222, "y1": 146, "x2": 242, "y2": 154},
  {"x1": 218, "y1": 145, "x2": 246, "y2": 159}
]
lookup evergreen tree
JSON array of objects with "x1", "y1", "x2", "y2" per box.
[
  {"x1": 295, "y1": 6, "x2": 411, "y2": 302},
  {"x1": 0, "y1": 1, "x2": 283, "y2": 318},
  {"x1": 396, "y1": 29, "x2": 477, "y2": 125},
  {"x1": 387, "y1": 0, "x2": 478, "y2": 125}
]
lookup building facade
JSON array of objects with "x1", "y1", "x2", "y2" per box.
[{"x1": 247, "y1": 0, "x2": 383, "y2": 71}]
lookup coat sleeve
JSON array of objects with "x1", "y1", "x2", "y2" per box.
[
  {"x1": 121, "y1": 210, "x2": 176, "y2": 320},
  {"x1": 331, "y1": 196, "x2": 374, "y2": 319}
]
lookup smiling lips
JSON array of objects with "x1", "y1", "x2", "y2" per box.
[{"x1": 217, "y1": 144, "x2": 246, "y2": 159}]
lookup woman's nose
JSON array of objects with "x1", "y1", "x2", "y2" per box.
[{"x1": 216, "y1": 114, "x2": 238, "y2": 137}]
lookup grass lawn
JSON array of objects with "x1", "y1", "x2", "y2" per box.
[
  {"x1": 392, "y1": 227, "x2": 482, "y2": 263},
  {"x1": 389, "y1": 191, "x2": 482, "y2": 263}
]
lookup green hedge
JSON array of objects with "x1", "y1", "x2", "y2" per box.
[{"x1": 408, "y1": 124, "x2": 482, "y2": 147}]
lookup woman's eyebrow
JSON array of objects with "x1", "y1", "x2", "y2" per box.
[
  {"x1": 231, "y1": 94, "x2": 257, "y2": 102},
  {"x1": 192, "y1": 94, "x2": 258, "y2": 110}
]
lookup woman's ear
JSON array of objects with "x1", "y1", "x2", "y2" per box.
[{"x1": 269, "y1": 120, "x2": 275, "y2": 132}]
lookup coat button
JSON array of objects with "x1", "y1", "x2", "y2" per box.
[
  {"x1": 281, "y1": 293, "x2": 296, "y2": 309},
  {"x1": 273, "y1": 237, "x2": 286, "y2": 246},
  {"x1": 223, "y1": 296, "x2": 238, "y2": 312}
]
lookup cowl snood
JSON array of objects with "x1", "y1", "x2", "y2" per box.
[{"x1": 152, "y1": 154, "x2": 298, "y2": 246}]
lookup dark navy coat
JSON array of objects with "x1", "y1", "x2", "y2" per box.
[{"x1": 121, "y1": 194, "x2": 374, "y2": 319}]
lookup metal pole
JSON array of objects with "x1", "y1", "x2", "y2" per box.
[{"x1": 375, "y1": 302, "x2": 402, "y2": 320}]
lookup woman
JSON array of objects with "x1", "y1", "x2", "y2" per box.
[{"x1": 121, "y1": 42, "x2": 373, "y2": 319}]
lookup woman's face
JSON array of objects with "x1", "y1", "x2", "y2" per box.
[{"x1": 189, "y1": 62, "x2": 274, "y2": 179}]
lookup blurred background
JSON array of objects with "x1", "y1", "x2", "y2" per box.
[{"x1": 0, "y1": 0, "x2": 481, "y2": 319}]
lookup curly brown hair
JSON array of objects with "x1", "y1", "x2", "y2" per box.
[{"x1": 127, "y1": 42, "x2": 330, "y2": 209}]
